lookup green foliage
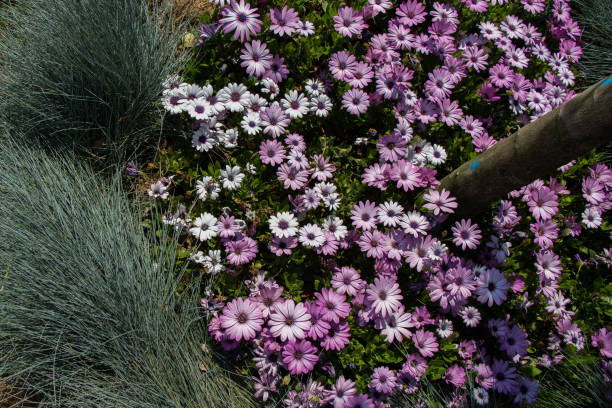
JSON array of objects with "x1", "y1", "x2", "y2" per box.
[
  {"x1": 0, "y1": 0, "x2": 188, "y2": 163},
  {"x1": 0, "y1": 136, "x2": 254, "y2": 407}
]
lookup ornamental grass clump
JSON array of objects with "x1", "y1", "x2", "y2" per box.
[
  {"x1": 0, "y1": 0, "x2": 186, "y2": 161},
  {"x1": 0, "y1": 137, "x2": 254, "y2": 407}
]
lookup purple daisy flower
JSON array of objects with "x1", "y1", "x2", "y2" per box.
[
  {"x1": 329, "y1": 376, "x2": 357, "y2": 408},
  {"x1": 366, "y1": 277, "x2": 403, "y2": 317},
  {"x1": 527, "y1": 187, "x2": 559, "y2": 220},
  {"x1": 423, "y1": 188, "x2": 458, "y2": 215},
  {"x1": 240, "y1": 40, "x2": 272, "y2": 77},
  {"x1": 320, "y1": 321, "x2": 351, "y2": 351},
  {"x1": 269, "y1": 6, "x2": 300, "y2": 37},
  {"x1": 268, "y1": 236, "x2": 298, "y2": 256},
  {"x1": 259, "y1": 139, "x2": 286, "y2": 166},
  {"x1": 259, "y1": 103, "x2": 289, "y2": 138},
  {"x1": 452, "y1": 219, "x2": 482, "y2": 250},
  {"x1": 492, "y1": 359, "x2": 519, "y2": 394},
  {"x1": 219, "y1": 0, "x2": 262, "y2": 43},
  {"x1": 269, "y1": 299, "x2": 311, "y2": 342},
  {"x1": 281, "y1": 340, "x2": 319, "y2": 375},
  {"x1": 225, "y1": 236, "x2": 258, "y2": 265},
  {"x1": 342, "y1": 88, "x2": 370, "y2": 115},
  {"x1": 314, "y1": 288, "x2": 350, "y2": 323},
  {"x1": 331, "y1": 266, "x2": 363, "y2": 297},
  {"x1": 219, "y1": 297, "x2": 263, "y2": 341},
  {"x1": 333, "y1": 6, "x2": 367, "y2": 38},
  {"x1": 329, "y1": 51, "x2": 357, "y2": 82},
  {"x1": 305, "y1": 302, "x2": 331, "y2": 341},
  {"x1": 370, "y1": 366, "x2": 397, "y2": 394},
  {"x1": 412, "y1": 329, "x2": 439, "y2": 357}
]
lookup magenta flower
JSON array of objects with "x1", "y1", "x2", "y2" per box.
[
  {"x1": 527, "y1": 187, "x2": 558, "y2": 220},
  {"x1": 305, "y1": 302, "x2": 331, "y2": 340},
  {"x1": 444, "y1": 364, "x2": 466, "y2": 388},
  {"x1": 329, "y1": 51, "x2": 357, "y2": 82},
  {"x1": 452, "y1": 219, "x2": 482, "y2": 250},
  {"x1": 591, "y1": 328, "x2": 612, "y2": 358},
  {"x1": 380, "y1": 305, "x2": 412, "y2": 342},
  {"x1": 281, "y1": 340, "x2": 319, "y2": 375},
  {"x1": 219, "y1": 0, "x2": 262, "y2": 43},
  {"x1": 412, "y1": 329, "x2": 439, "y2": 357},
  {"x1": 358, "y1": 230, "x2": 388, "y2": 259},
  {"x1": 263, "y1": 54, "x2": 289, "y2": 83},
  {"x1": 329, "y1": 376, "x2": 357, "y2": 408},
  {"x1": 530, "y1": 219, "x2": 558, "y2": 249},
  {"x1": 342, "y1": 88, "x2": 370, "y2": 115},
  {"x1": 492, "y1": 359, "x2": 519, "y2": 394},
  {"x1": 396, "y1": 0, "x2": 427, "y2": 26},
  {"x1": 225, "y1": 236, "x2": 258, "y2": 265},
  {"x1": 333, "y1": 7, "x2": 367, "y2": 38},
  {"x1": 425, "y1": 68, "x2": 454, "y2": 100},
  {"x1": 314, "y1": 288, "x2": 350, "y2": 323},
  {"x1": 390, "y1": 160, "x2": 422, "y2": 191},
  {"x1": 423, "y1": 188, "x2": 458, "y2": 214},
  {"x1": 269, "y1": 6, "x2": 300, "y2": 37},
  {"x1": 259, "y1": 139, "x2": 286, "y2": 166},
  {"x1": 476, "y1": 268, "x2": 509, "y2": 306},
  {"x1": 240, "y1": 40, "x2": 271, "y2": 77},
  {"x1": 269, "y1": 299, "x2": 311, "y2": 342},
  {"x1": 350, "y1": 200, "x2": 378, "y2": 231},
  {"x1": 259, "y1": 103, "x2": 289, "y2": 138},
  {"x1": 366, "y1": 277, "x2": 403, "y2": 317},
  {"x1": 331, "y1": 266, "x2": 363, "y2": 297},
  {"x1": 277, "y1": 164, "x2": 309, "y2": 191},
  {"x1": 268, "y1": 236, "x2": 298, "y2": 256},
  {"x1": 489, "y1": 63, "x2": 515, "y2": 88},
  {"x1": 370, "y1": 366, "x2": 397, "y2": 394},
  {"x1": 320, "y1": 321, "x2": 351, "y2": 351},
  {"x1": 219, "y1": 297, "x2": 263, "y2": 341}
]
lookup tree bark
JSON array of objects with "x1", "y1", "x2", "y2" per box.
[{"x1": 439, "y1": 77, "x2": 612, "y2": 218}]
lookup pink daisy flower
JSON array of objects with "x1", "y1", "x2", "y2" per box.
[
  {"x1": 452, "y1": 219, "x2": 482, "y2": 250},
  {"x1": 269, "y1": 6, "x2": 300, "y2": 37},
  {"x1": 320, "y1": 321, "x2": 351, "y2": 351},
  {"x1": 527, "y1": 187, "x2": 558, "y2": 220},
  {"x1": 342, "y1": 88, "x2": 370, "y2": 115},
  {"x1": 423, "y1": 188, "x2": 458, "y2": 215},
  {"x1": 314, "y1": 288, "x2": 350, "y2": 324},
  {"x1": 390, "y1": 160, "x2": 422, "y2": 191},
  {"x1": 331, "y1": 266, "x2": 363, "y2": 297},
  {"x1": 350, "y1": 200, "x2": 378, "y2": 231},
  {"x1": 219, "y1": 297, "x2": 264, "y2": 341},
  {"x1": 329, "y1": 376, "x2": 357, "y2": 408},
  {"x1": 370, "y1": 366, "x2": 397, "y2": 394},
  {"x1": 366, "y1": 277, "x2": 403, "y2": 317},
  {"x1": 282, "y1": 340, "x2": 319, "y2": 375},
  {"x1": 219, "y1": 0, "x2": 262, "y2": 43},
  {"x1": 269, "y1": 299, "x2": 311, "y2": 342},
  {"x1": 259, "y1": 139, "x2": 286, "y2": 166},
  {"x1": 225, "y1": 236, "x2": 258, "y2": 265},
  {"x1": 412, "y1": 329, "x2": 439, "y2": 357},
  {"x1": 333, "y1": 7, "x2": 367, "y2": 38}
]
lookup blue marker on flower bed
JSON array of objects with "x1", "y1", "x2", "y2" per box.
[{"x1": 469, "y1": 158, "x2": 480, "y2": 172}]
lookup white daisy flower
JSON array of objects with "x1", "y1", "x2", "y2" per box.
[
  {"x1": 582, "y1": 207, "x2": 602, "y2": 229},
  {"x1": 241, "y1": 112, "x2": 262, "y2": 135},
  {"x1": 309, "y1": 93, "x2": 332, "y2": 117},
  {"x1": 245, "y1": 93, "x2": 268, "y2": 114},
  {"x1": 427, "y1": 240, "x2": 448, "y2": 261},
  {"x1": 162, "y1": 88, "x2": 188, "y2": 114},
  {"x1": 245, "y1": 162, "x2": 257, "y2": 174},
  {"x1": 196, "y1": 176, "x2": 221, "y2": 201},
  {"x1": 322, "y1": 216, "x2": 347, "y2": 240},
  {"x1": 314, "y1": 182, "x2": 337, "y2": 199},
  {"x1": 192, "y1": 128, "x2": 218, "y2": 152},
  {"x1": 376, "y1": 201, "x2": 404, "y2": 228},
  {"x1": 186, "y1": 98, "x2": 214, "y2": 120},
  {"x1": 281, "y1": 90, "x2": 309, "y2": 119},
  {"x1": 203, "y1": 249, "x2": 225, "y2": 275},
  {"x1": 269, "y1": 211, "x2": 299, "y2": 238},
  {"x1": 304, "y1": 79, "x2": 324, "y2": 96},
  {"x1": 190, "y1": 212, "x2": 219, "y2": 241},
  {"x1": 436, "y1": 319, "x2": 453, "y2": 338},
  {"x1": 322, "y1": 192, "x2": 341, "y2": 211},
  {"x1": 217, "y1": 82, "x2": 250, "y2": 112},
  {"x1": 298, "y1": 224, "x2": 325, "y2": 248},
  {"x1": 190, "y1": 250, "x2": 206, "y2": 264},
  {"x1": 426, "y1": 144, "x2": 447, "y2": 166},
  {"x1": 220, "y1": 165, "x2": 245, "y2": 190},
  {"x1": 259, "y1": 77, "x2": 279, "y2": 99},
  {"x1": 221, "y1": 128, "x2": 239, "y2": 148}
]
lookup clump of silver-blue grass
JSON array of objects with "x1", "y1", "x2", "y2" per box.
[{"x1": 0, "y1": 137, "x2": 254, "y2": 407}]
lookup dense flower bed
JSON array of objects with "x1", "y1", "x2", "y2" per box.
[{"x1": 144, "y1": 0, "x2": 611, "y2": 406}]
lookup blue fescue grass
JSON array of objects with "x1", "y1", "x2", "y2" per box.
[
  {"x1": 0, "y1": 135, "x2": 255, "y2": 407},
  {"x1": 0, "y1": 0, "x2": 187, "y2": 163}
]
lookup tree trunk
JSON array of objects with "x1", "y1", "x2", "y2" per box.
[{"x1": 439, "y1": 77, "x2": 612, "y2": 218}]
